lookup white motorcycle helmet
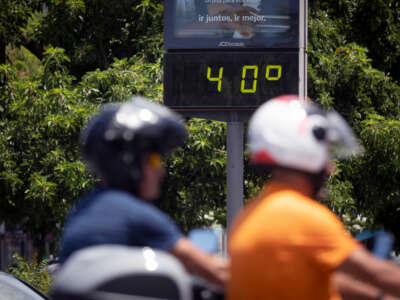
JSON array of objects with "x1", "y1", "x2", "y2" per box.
[{"x1": 248, "y1": 94, "x2": 361, "y2": 174}]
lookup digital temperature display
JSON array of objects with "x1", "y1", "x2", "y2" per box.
[{"x1": 164, "y1": 52, "x2": 298, "y2": 109}]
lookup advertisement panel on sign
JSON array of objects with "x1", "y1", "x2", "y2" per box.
[{"x1": 164, "y1": 0, "x2": 299, "y2": 49}]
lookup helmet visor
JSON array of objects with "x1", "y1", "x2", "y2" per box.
[{"x1": 326, "y1": 111, "x2": 363, "y2": 159}]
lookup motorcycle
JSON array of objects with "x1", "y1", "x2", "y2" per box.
[{"x1": 51, "y1": 230, "x2": 225, "y2": 300}]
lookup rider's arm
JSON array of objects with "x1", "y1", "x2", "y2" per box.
[
  {"x1": 333, "y1": 270, "x2": 400, "y2": 300},
  {"x1": 336, "y1": 246, "x2": 400, "y2": 298},
  {"x1": 170, "y1": 237, "x2": 230, "y2": 287}
]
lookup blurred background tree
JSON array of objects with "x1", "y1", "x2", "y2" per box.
[
  {"x1": 308, "y1": 0, "x2": 400, "y2": 246},
  {"x1": 0, "y1": 0, "x2": 164, "y2": 75}
]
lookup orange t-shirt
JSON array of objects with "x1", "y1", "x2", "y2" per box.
[{"x1": 228, "y1": 181, "x2": 359, "y2": 300}]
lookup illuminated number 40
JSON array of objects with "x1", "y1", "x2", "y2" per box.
[{"x1": 207, "y1": 65, "x2": 282, "y2": 93}]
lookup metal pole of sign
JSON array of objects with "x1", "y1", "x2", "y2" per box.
[
  {"x1": 299, "y1": 0, "x2": 308, "y2": 101},
  {"x1": 226, "y1": 122, "x2": 244, "y2": 231}
]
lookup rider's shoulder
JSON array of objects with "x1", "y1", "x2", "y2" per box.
[{"x1": 95, "y1": 188, "x2": 142, "y2": 205}]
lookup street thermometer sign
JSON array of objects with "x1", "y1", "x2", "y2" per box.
[
  {"x1": 164, "y1": 0, "x2": 305, "y2": 113},
  {"x1": 163, "y1": 0, "x2": 307, "y2": 230}
]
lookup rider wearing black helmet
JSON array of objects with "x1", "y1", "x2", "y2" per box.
[{"x1": 58, "y1": 96, "x2": 228, "y2": 287}]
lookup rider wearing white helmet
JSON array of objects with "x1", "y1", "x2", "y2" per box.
[{"x1": 228, "y1": 95, "x2": 400, "y2": 300}]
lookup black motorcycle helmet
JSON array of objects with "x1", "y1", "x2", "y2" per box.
[{"x1": 80, "y1": 96, "x2": 187, "y2": 196}]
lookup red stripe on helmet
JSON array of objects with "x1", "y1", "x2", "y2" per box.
[
  {"x1": 272, "y1": 94, "x2": 299, "y2": 102},
  {"x1": 250, "y1": 151, "x2": 276, "y2": 164}
]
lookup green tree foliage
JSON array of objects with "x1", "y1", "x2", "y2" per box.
[
  {"x1": 310, "y1": 0, "x2": 400, "y2": 82},
  {"x1": 1, "y1": 0, "x2": 163, "y2": 77},
  {"x1": 0, "y1": 0, "x2": 43, "y2": 63},
  {"x1": 0, "y1": 48, "x2": 94, "y2": 251},
  {"x1": 5, "y1": 46, "x2": 43, "y2": 78},
  {"x1": 308, "y1": 1, "x2": 400, "y2": 244},
  {"x1": 0, "y1": 48, "x2": 172, "y2": 249},
  {"x1": 41, "y1": 0, "x2": 163, "y2": 75},
  {"x1": 6, "y1": 254, "x2": 52, "y2": 295}
]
